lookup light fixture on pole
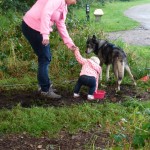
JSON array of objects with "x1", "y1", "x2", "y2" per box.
[{"x1": 86, "y1": 4, "x2": 90, "y2": 21}]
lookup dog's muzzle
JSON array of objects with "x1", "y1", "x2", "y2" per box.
[{"x1": 85, "y1": 48, "x2": 93, "y2": 54}]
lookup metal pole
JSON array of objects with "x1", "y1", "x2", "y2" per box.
[{"x1": 86, "y1": 4, "x2": 90, "y2": 21}]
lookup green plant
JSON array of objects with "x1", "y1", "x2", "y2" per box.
[
  {"x1": 0, "y1": 0, "x2": 28, "y2": 12},
  {"x1": 0, "y1": 0, "x2": 149, "y2": 80},
  {"x1": 132, "y1": 122, "x2": 150, "y2": 148}
]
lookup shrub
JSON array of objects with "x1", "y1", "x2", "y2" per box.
[{"x1": 0, "y1": 0, "x2": 29, "y2": 13}]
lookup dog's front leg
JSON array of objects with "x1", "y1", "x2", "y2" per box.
[{"x1": 106, "y1": 64, "x2": 110, "y2": 81}]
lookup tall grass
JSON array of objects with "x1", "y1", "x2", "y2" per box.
[{"x1": 1, "y1": 0, "x2": 150, "y2": 82}]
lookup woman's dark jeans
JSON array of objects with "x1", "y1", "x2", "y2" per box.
[
  {"x1": 74, "y1": 75, "x2": 96, "y2": 95},
  {"x1": 22, "y1": 21, "x2": 51, "y2": 92}
]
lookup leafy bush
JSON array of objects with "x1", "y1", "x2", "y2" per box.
[
  {"x1": 0, "y1": 0, "x2": 29, "y2": 13},
  {"x1": 0, "y1": 0, "x2": 149, "y2": 81}
]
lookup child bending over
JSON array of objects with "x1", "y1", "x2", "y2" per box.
[{"x1": 73, "y1": 48, "x2": 102, "y2": 100}]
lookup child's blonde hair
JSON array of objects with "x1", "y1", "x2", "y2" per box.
[{"x1": 90, "y1": 56, "x2": 100, "y2": 65}]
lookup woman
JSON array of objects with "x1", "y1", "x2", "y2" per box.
[{"x1": 22, "y1": 0, "x2": 79, "y2": 99}]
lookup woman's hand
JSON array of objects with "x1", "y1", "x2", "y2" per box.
[{"x1": 70, "y1": 46, "x2": 79, "y2": 52}]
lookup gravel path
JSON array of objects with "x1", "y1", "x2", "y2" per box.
[{"x1": 107, "y1": 4, "x2": 150, "y2": 46}]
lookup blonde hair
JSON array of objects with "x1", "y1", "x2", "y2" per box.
[{"x1": 90, "y1": 56, "x2": 100, "y2": 65}]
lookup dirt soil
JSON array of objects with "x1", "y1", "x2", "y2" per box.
[
  {"x1": 0, "y1": 84, "x2": 150, "y2": 109},
  {"x1": 1, "y1": 4, "x2": 150, "y2": 150}
]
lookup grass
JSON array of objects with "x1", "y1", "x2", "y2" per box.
[
  {"x1": 0, "y1": 0, "x2": 150, "y2": 80},
  {"x1": 0, "y1": 101, "x2": 149, "y2": 136},
  {"x1": 73, "y1": 0, "x2": 150, "y2": 32},
  {"x1": 0, "y1": 0, "x2": 150, "y2": 149},
  {"x1": 0, "y1": 101, "x2": 149, "y2": 148}
]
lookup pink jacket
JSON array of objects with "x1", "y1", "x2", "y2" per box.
[
  {"x1": 74, "y1": 49, "x2": 101, "y2": 91},
  {"x1": 23, "y1": 0, "x2": 75, "y2": 49}
]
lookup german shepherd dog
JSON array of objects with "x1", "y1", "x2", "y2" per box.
[{"x1": 86, "y1": 35, "x2": 136, "y2": 91}]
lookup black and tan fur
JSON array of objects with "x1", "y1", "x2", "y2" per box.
[{"x1": 86, "y1": 35, "x2": 136, "y2": 91}]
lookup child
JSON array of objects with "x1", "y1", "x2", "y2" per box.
[{"x1": 73, "y1": 48, "x2": 102, "y2": 100}]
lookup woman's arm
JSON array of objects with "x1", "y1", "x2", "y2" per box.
[{"x1": 56, "y1": 19, "x2": 75, "y2": 49}]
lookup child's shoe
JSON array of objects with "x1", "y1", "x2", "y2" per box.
[
  {"x1": 73, "y1": 93, "x2": 80, "y2": 98},
  {"x1": 87, "y1": 95, "x2": 94, "y2": 100}
]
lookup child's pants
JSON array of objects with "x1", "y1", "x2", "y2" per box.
[{"x1": 74, "y1": 75, "x2": 96, "y2": 95}]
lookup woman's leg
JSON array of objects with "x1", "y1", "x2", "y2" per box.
[{"x1": 22, "y1": 21, "x2": 51, "y2": 92}]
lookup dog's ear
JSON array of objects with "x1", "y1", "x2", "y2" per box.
[
  {"x1": 92, "y1": 35, "x2": 96, "y2": 40},
  {"x1": 92, "y1": 35, "x2": 97, "y2": 43}
]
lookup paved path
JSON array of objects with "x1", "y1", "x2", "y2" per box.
[
  {"x1": 124, "y1": 4, "x2": 150, "y2": 29},
  {"x1": 107, "y1": 4, "x2": 150, "y2": 46}
]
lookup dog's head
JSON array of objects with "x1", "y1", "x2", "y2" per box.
[
  {"x1": 85, "y1": 35, "x2": 98, "y2": 54},
  {"x1": 85, "y1": 35, "x2": 106, "y2": 55}
]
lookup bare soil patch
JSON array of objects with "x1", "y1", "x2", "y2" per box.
[
  {"x1": 0, "y1": 130, "x2": 110, "y2": 150},
  {"x1": 0, "y1": 83, "x2": 150, "y2": 109}
]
